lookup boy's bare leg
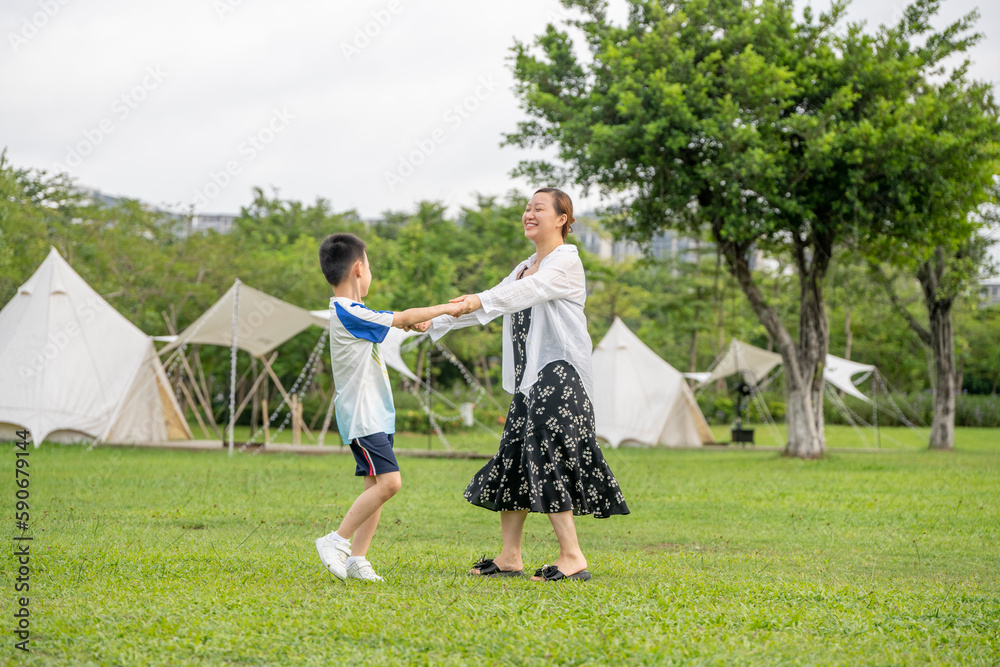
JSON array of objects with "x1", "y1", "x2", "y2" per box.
[
  {"x1": 470, "y1": 510, "x2": 527, "y2": 574},
  {"x1": 350, "y1": 477, "x2": 382, "y2": 557},
  {"x1": 539, "y1": 510, "x2": 587, "y2": 577},
  {"x1": 335, "y1": 471, "x2": 401, "y2": 544}
]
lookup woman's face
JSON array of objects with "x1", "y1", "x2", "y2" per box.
[{"x1": 522, "y1": 192, "x2": 566, "y2": 243}]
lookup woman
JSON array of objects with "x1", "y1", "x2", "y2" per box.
[{"x1": 429, "y1": 187, "x2": 629, "y2": 582}]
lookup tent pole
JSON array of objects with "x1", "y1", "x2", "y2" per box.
[
  {"x1": 262, "y1": 372, "x2": 270, "y2": 445},
  {"x1": 193, "y1": 346, "x2": 216, "y2": 425},
  {"x1": 263, "y1": 363, "x2": 315, "y2": 440},
  {"x1": 178, "y1": 351, "x2": 221, "y2": 438},
  {"x1": 250, "y1": 358, "x2": 259, "y2": 436},
  {"x1": 262, "y1": 396, "x2": 270, "y2": 445},
  {"x1": 228, "y1": 280, "x2": 241, "y2": 456},
  {"x1": 292, "y1": 393, "x2": 302, "y2": 445},
  {"x1": 317, "y1": 390, "x2": 336, "y2": 446},
  {"x1": 179, "y1": 381, "x2": 212, "y2": 440},
  {"x1": 231, "y1": 353, "x2": 276, "y2": 425},
  {"x1": 873, "y1": 373, "x2": 881, "y2": 450}
]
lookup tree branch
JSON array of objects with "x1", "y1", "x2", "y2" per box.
[{"x1": 872, "y1": 264, "x2": 932, "y2": 346}]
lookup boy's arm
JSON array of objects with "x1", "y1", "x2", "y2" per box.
[{"x1": 392, "y1": 303, "x2": 459, "y2": 328}]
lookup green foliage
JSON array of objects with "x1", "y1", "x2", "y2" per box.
[
  {"x1": 822, "y1": 391, "x2": 1000, "y2": 429},
  {"x1": 2, "y1": 151, "x2": 998, "y2": 438},
  {"x1": 959, "y1": 304, "x2": 1000, "y2": 394},
  {"x1": 506, "y1": 0, "x2": 1000, "y2": 454},
  {"x1": 6, "y1": 440, "x2": 999, "y2": 664}
]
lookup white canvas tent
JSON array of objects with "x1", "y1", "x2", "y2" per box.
[
  {"x1": 0, "y1": 248, "x2": 192, "y2": 447},
  {"x1": 160, "y1": 282, "x2": 319, "y2": 358},
  {"x1": 592, "y1": 318, "x2": 714, "y2": 448},
  {"x1": 696, "y1": 339, "x2": 783, "y2": 387},
  {"x1": 696, "y1": 338, "x2": 876, "y2": 401},
  {"x1": 155, "y1": 286, "x2": 421, "y2": 449},
  {"x1": 823, "y1": 355, "x2": 876, "y2": 402},
  {"x1": 155, "y1": 288, "x2": 418, "y2": 380}
]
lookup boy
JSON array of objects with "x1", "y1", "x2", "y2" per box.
[{"x1": 315, "y1": 233, "x2": 457, "y2": 582}]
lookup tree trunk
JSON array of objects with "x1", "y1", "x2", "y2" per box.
[
  {"x1": 713, "y1": 253, "x2": 727, "y2": 392},
  {"x1": 688, "y1": 314, "x2": 699, "y2": 375},
  {"x1": 412, "y1": 345, "x2": 425, "y2": 397},
  {"x1": 915, "y1": 247, "x2": 957, "y2": 451},
  {"x1": 785, "y1": 384, "x2": 821, "y2": 455},
  {"x1": 798, "y1": 255, "x2": 829, "y2": 456},
  {"x1": 719, "y1": 232, "x2": 828, "y2": 458},
  {"x1": 844, "y1": 304, "x2": 852, "y2": 361},
  {"x1": 479, "y1": 355, "x2": 493, "y2": 395},
  {"x1": 927, "y1": 302, "x2": 956, "y2": 450}
]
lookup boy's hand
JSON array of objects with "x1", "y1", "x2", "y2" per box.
[{"x1": 410, "y1": 321, "x2": 431, "y2": 332}]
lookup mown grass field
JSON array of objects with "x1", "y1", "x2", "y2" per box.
[
  {"x1": 207, "y1": 422, "x2": 933, "y2": 453},
  {"x1": 3, "y1": 429, "x2": 998, "y2": 665}
]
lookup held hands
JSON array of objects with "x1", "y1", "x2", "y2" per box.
[
  {"x1": 397, "y1": 296, "x2": 480, "y2": 332},
  {"x1": 449, "y1": 294, "x2": 481, "y2": 317},
  {"x1": 400, "y1": 320, "x2": 431, "y2": 332}
]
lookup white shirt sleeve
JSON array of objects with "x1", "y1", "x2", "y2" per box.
[
  {"x1": 426, "y1": 262, "x2": 527, "y2": 341},
  {"x1": 427, "y1": 311, "x2": 497, "y2": 341},
  {"x1": 478, "y1": 250, "x2": 584, "y2": 317}
]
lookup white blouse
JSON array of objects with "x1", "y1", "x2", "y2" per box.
[{"x1": 428, "y1": 244, "x2": 595, "y2": 401}]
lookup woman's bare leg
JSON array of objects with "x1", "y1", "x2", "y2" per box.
[
  {"x1": 532, "y1": 510, "x2": 588, "y2": 578},
  {"x1": 470, "y1": 510, "x2": 527, "y2": 574}
]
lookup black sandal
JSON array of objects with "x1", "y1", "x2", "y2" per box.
[
  {"x1": 470, "y1": 557, "x2": 524, "y2": 577},
  {"x1": 533, "y1": 565, "x2": 592, "y2": 582}
]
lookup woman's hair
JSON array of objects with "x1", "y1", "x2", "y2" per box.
[{"x1": 534, "y1": 187, "x2": 575, "y2": 239}]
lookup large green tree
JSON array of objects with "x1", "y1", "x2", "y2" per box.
[{"x1": 505, "y1": 0, "x2": 998, "y2": 457}]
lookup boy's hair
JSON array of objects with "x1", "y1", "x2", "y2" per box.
[{"x1": 319, "y1": 233, "x2": 367, "y2": 286}]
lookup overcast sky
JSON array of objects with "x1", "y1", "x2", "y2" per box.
[{"x1": 2, "y1": 0, "x2": 997, "y2": 231}]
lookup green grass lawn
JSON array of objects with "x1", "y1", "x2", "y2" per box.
[
  {"x1": 4, "y1": 430, "x2": 999, "y2": 665},
  {"x1": 212, "y1": 422, "x2": 935, "y2": 453}
]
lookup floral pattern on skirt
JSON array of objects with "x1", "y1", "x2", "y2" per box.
[{"x1": 464, "y1": 307, "x2": 629, "y2": 518}]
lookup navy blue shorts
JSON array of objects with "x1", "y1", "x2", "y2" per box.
[{"x1": 350, "y1": 432, "x2": 399, "y2": 476}]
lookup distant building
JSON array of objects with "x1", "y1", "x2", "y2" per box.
[
  {"x1": 981, "y1": 279, "x2": 1000, "y2": 307},
  {"x1": 77, "y1": 188, "x2": 240, "y2": 236},
  {"x1": 575, "y1": 217, "x2": 715, "y2": 264},
  {"x1": 191, "y1": 213, "x2": 237, "y2": 234},
  {"x1": 573, "y1": 216, "x2": 777, "y2": 272},
  {"x1": 575, "y1": 217, "x2": 674, "y2": 262},
  {"x1": 79, "y1": 188, "x2": 121, "y2": 209}
]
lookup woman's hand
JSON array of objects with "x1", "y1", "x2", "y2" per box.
[{"x1": 449, "y1": 294, "x2": 482, "y2": 317}]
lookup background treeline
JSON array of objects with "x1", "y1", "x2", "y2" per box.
[{"x1": 1, "y1": 156, "x2": 998, "y2": 430}]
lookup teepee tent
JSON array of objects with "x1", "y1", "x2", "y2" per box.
[
  {"x1": 592, "y1": 318, "x2": 714, "y2": 448},
  {"x1": 0, "y1": 248, "x2": 192, "y2": 447}
]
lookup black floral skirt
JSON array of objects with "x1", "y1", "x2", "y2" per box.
[{"x1": 464, "y1": 360, "x2": 629, "y2": 519}]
